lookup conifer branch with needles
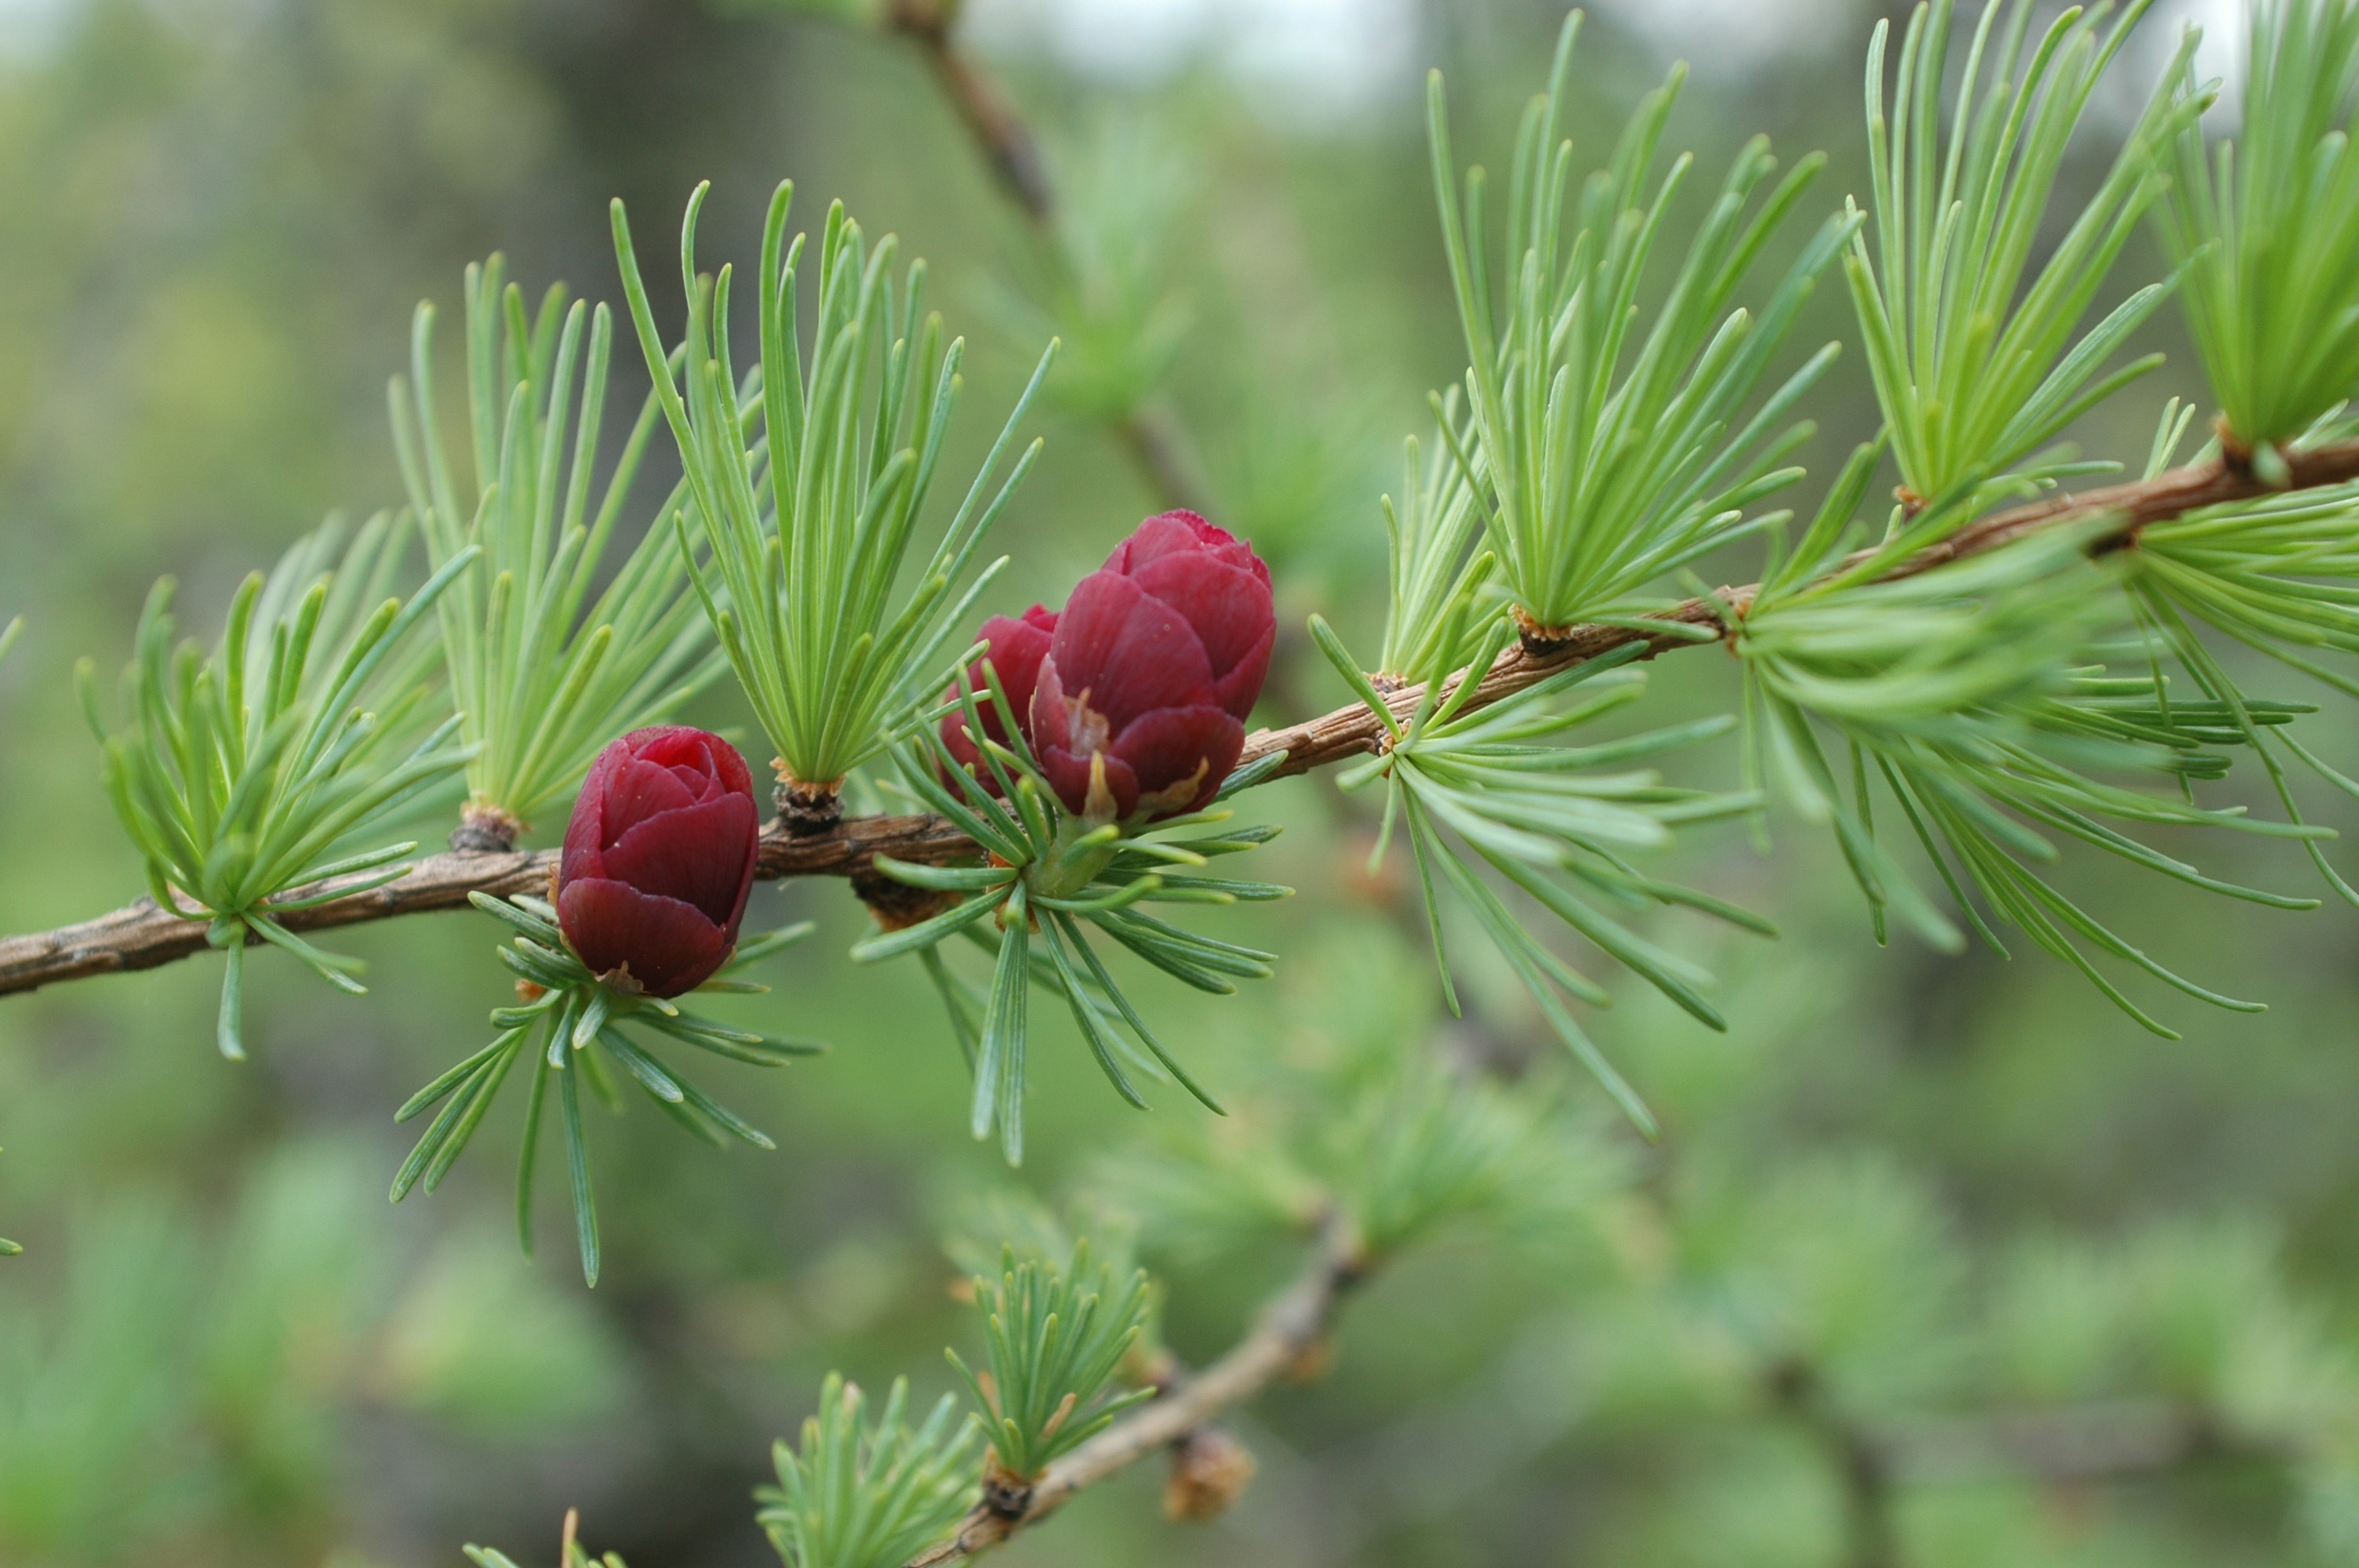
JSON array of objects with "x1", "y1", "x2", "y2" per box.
[
  {"x1": 23, "y1": 2, "x2": 2359, "y2": 1563},
  {"x1": 7, "y1": 436, "x2": 2359, "y2": 1002}
]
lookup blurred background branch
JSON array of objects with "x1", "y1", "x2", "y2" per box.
[{"x1": 882, "y1": 0, "x2": 1215, "y2": 517}]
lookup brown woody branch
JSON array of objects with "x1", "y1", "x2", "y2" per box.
[
  {"x1": 907, "y1": 1210, "x2": 1368, "y2": 1566},
  {"x1": 1768, "y1": 1358, "x2": 1900, "y2": 1568},
  {"x1": 0, "y1": 815, "x2": 975, "y2": 998},
  {"x1": 5, "y1": 440, "x2": 2359, "y2": 1000},
  {"x1": 1114, "y1": 398, "x2": 1219, "y2": 521}
]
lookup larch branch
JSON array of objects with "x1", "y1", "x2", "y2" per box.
[
  {"x1": 4, "y1": 441, "x2": 2358, "y2": 1000},
  {"x1": 899, "y1": 1217, "x2": 2251, "y2": 1568}
]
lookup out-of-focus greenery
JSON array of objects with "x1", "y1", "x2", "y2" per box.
[{"x1": 10, "y1": 2, "x2": 2359, "y2": 1566}]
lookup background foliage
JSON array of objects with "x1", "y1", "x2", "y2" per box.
[{"x1": 6, "y1": 1, "x2": 2359, "y2": 1566}]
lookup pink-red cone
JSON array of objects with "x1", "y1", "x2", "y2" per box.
[
  {"x1": 1030, "y1": 511, "x2": 1274, "y2": 822},
  {"x1": 558, "y1": 726, "x2": 759, "y2": 997}
]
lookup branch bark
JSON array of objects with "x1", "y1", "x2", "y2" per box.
[
  {"x1": 1768, "y1": 1359, "x2": 1899, "y2": 1568},
  {"x1": 907, "y1": 1210, "x2": 1368, "y2": 1566},
  {"x1": 5, "y1": 441, "x2": 2358, "y2": 1000},
  {"x1": 1114, "y1": 399, "x2": 1218, "y2": 521}
]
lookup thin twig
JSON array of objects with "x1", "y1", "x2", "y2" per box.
[
  {"x1": 888, "y1": 0, "x2": 1054, "y2": 225},
  {"x1": 5, "y1": 441, "x2": 2357, "y2": 1000},
  {"x1": 907, "y1": 1210, "x2": 1368, "y2": 1566},
  {"x1": 1768, "y1": 1367, "x2": 2268, "y2": 1568},
  {"x1": 882, "y1": 0, "x2": 1218, "y2": 518},
  {"x1": 1115, "y1": 399, "x2": 1218, "y2": 520},
  {"x1": 1768, "y1": 1359, "x2": 1899, "y2": 1568},
  {"x1": 900, "y1": 1225, "x2": 2247, "y2": 1568}
]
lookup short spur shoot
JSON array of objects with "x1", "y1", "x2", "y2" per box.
[
  {"x1": 612, "y1": 181, "x2": 1056, "y2": 832},
  {"x1": 80, "y1": 517, "x2": 477, "y2": 1060},
  {"x1": 392, "y1": 255, "x2": 725, "y2": 851}
]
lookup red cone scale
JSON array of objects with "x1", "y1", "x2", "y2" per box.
[
  {"x1": 1030, "y1": 510, "x2": 1274, "y2": 822},
  {"x1": 558, "y1": 726, "x2": 760, "y2": 998},
  {"x1": 940, "y1": 604, "x2": 1058, "y2": 792}
]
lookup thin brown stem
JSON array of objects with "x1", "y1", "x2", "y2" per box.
[
  {"x1": 5, "y1": 441, "x2": 2357, "y2": 1000},
  {"x1": 0, "y1": 815, "x2": 974, "y2": 998},
  {"x1": 882, "y1": 0, "x2": 1219, "y2": 519},
  {"x1": 907, "y1": 1210, "x2": 1367, "y2": 1566},
  {"x1": 1769, "y1": 1378, "x2": 2253, "y2": 1568},
  {"x1": 889, "y1": 0, "x2": 1054, "y2": 227},
  {"x1": 1769, "y1": 1359, "x2": 1899, "y2": 1568},
  {"x1": 1115, "y1": 399, "x2": 1218, "y2": 519}
]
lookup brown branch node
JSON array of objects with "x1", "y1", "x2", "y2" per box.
[
  {"x1": 773, "y1": 769, "x2": 845, "y2": 837},
  {"x1": 449, "y1": 805, "x2": 522, "y2": 854}
]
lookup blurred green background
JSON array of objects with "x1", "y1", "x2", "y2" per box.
[{"x1": 9, "y1": 0, "x2": 2359, "y2": 1564}]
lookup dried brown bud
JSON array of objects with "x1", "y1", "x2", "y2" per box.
[
  {"x1": 1511, "y1": 603, "x2": 1577, "y2": 657},
  {"x1": 1281, "y1": 1335, "x2": 1333, "y2": 1384},
  {"x1": 1164, "y1": 1427, "x2": 1256, "y2": 1522},
  {"x1": 772, "y1": 764, "x2": 845, "y2": 837}
]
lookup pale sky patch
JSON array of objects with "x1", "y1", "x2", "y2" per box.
[
  {"x1": 965, "y1": 0, "x2": 1421, "y2": 124},
  {"x1": 1585, "y1": 0, "x2": 1867, "y2": 75}
]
